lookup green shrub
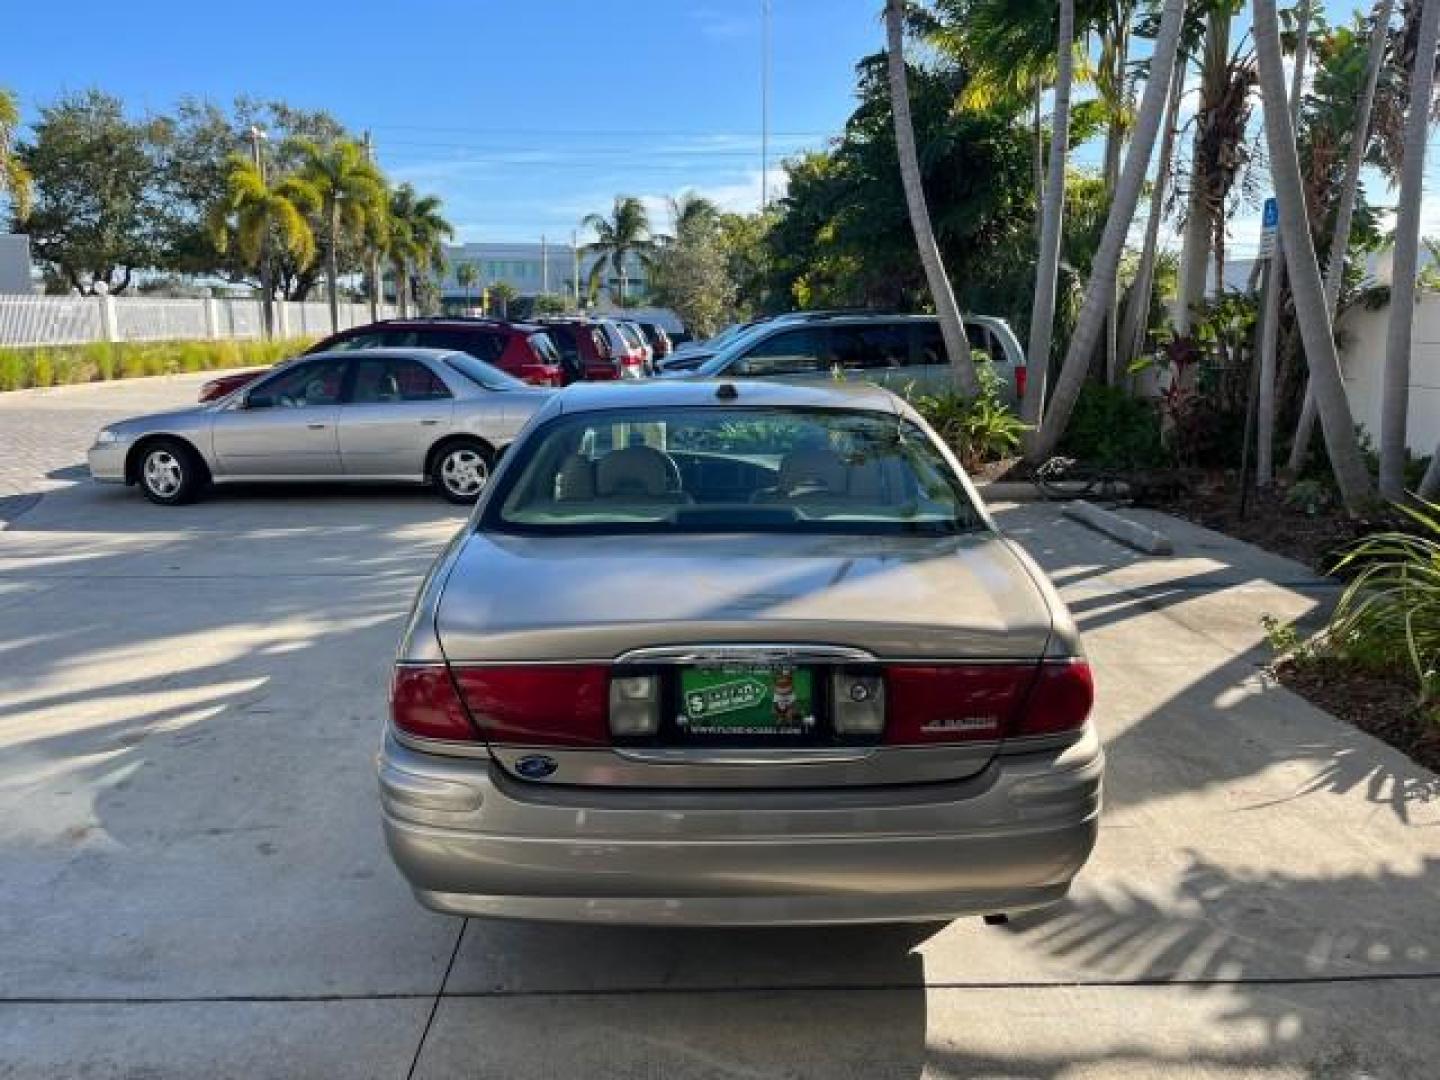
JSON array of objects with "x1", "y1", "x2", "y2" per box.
[
  {"x1": 1058, "y1": 384, "x2": 1167, "y2": 469},
  {"x1": 1325, "y1": 500, "x2": 1440, "y2": 702},
  {"x1": 909, "y1": 365, "x2": 1028, "y2": 471},
  {"x1": 0, "y1": 338, "x2": 314, "y2": 392}
]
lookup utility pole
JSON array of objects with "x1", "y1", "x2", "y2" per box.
[
  {"x1": 761, "y1": 0, "x2": 771, "y2": 210},
  {"x1": 248, "y1": 125, "x2": 273, "y2": 338},
  {"x1": 573, "y1": 230, "x2": 581, "y2": 308},
  {"x1": 362, "y1": 130, "x2": 384, "y2": 323}
]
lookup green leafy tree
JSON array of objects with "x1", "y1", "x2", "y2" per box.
[
  {"x1": 206, "y1": 154, "x2": 319, "y2": 335},
  {"x1": 716, "y1": 210, "x2": 773, "y2": 317},
  {"x1": 294, "y1": 138, "x2": 388, "y2": 330},
  {"x1": 0, "y1": 87, "x2": 32, "y2": 219},
  {"x1": 649, "y1": 219, "x2": 736, "y2": 337},
  {"x1": 454, "y1": 261, "x2": 479, "y2": 307},
  {"x1": 666, "y1": 191, "x2": 721, "y2": 243},
  {"x1": 16, "y1": 90, "x2": 166, "y2": 294},
  {"x1": 489, "y1": 280, "x2": 517, "y2": 318},
  {"x1": 582, "y1": 196, "x2": 655, "y2": 304}
]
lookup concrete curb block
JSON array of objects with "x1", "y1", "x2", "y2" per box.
[
  {"x1": 974, "y1": 480, "x2": 1044, "y2": 502},
  {"x1": 1062, "y1": 500, "x2": 1174, "y2": 555}
]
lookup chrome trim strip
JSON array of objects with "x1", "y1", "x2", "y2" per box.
[
  {"x1": 613, "y1": 746, "x2": 877, "y2": 767},
  {"x1": 615, "y1": 643, "x2": 877, "y2": 665},
  {"x1": 392, "y1": 727, "x2": 493, "y2": 760}
]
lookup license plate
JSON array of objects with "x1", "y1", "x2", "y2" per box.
[{"x1": 678, "y1": 664, "x2": 816, "y2": 736}]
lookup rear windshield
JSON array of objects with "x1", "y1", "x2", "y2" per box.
[
  {"x1": 443, "y1": 352, "x2": 528, "y2": 392},
  {"x1": 529, "y1": 332, "x2": 563, "y2": 366},
  {"x1": 484, "y1": 406, "x2": 983, "y2": 536}
]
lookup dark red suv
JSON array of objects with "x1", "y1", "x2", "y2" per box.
[
  {"x1": 196, "y1": 318, "x2": 568, "y2": 403},
  {"x1": 536, "y1": 318, "x2": 619, "y2": 381}
]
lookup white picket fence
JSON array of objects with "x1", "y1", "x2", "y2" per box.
[{"x1": 0, "y1": 294, "x2": 395, "y2": 348}]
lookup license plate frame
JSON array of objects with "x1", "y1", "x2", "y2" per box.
[{"x1": 676, "y1": 663, "x2": 817, "y2": 737}]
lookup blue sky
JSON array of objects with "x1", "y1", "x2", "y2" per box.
[
  {"x1": 4, "y1": 0, "x2": 883, "y2": 243},
  {"x1": 4, "y1": 1, "x2": 1424, "y2": 257}
]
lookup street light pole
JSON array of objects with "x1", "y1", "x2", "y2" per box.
[
  {"x1": 362, "y1": 130, "x2": 384, "y2": 323},
  {"x1": 761, "y1": 0, "x2": 771, "y2": 210},
  {"x1": 248, "y1": 125, "x2": 273, "y2": 338}
]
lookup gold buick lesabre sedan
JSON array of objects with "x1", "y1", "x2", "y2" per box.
[{"x1": 379, "y1": 378, "x2": 1102, "y2": 925}]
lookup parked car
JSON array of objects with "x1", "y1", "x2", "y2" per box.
[
  {"x1": 636, "y1": 321, "x2": 673, "y2": 361},
  {"x1": 594, "y1": 319, "x2": 648, "y2": 379},
  {"x1": 90, "y1": 348, "x2": 552, "y2": 506},
  {"x1": 194, "y1": 318, "x2": 569, "y2": 402},
  {"x1": 680, "y1": 313, "x2": 1028, "y2": 402},
  {"x1": 536, "y1": 318, "x2": 619, "y2": 381},
  {"x1": 379, "y1": 377, "x2": 1101, "y2": 925},
  {"x1": 616, "y1": 320, "x2": 654, "y2": 373}
]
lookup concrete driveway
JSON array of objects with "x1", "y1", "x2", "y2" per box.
[{"x1": 1, "y1": 379, "x2": 1438, "y2": 1078}]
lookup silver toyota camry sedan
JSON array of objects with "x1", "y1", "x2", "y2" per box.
[
  {"x1": 87, "y1": 348, "x2": 552, "y2": 505},
  {"x1": 380, "y1": 378, "x2": 1102, "y2": 926}
]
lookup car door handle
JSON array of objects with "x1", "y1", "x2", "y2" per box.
[
  {"x1": 419, "y1": 419, "x2": 441, "y2": 426},
  {"x1": 307, "y1": 423, "x2": 328, "y2": 430}
]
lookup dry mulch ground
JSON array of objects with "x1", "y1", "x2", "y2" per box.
[{"x1": 1273, "y1": 658, "x2": 1440, "y2": 776}]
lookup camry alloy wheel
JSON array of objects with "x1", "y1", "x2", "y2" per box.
[
  {"x1": 143, "y1": 449, "x2": 184, "y2": 499},
  {"x1": 440, "y1": 448, "x2": 489, "y2": 498}
]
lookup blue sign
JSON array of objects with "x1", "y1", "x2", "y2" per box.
[{"x1": 1262, "y1": 198, "x2": 1279, "y2": 230}]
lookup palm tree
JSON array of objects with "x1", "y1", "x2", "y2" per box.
[
  {"x1": 293, "y1": 138, "x2": 387, "y2": 332},
  {"x1": 207, "y1": 154, "x2": 319, "y2": 338},
  {"x1": 1019, "y1": 0, "x2": 1075, "y2": 437},
  {"x1": 1027, "y1": 0, "x2": 1188, "y2": 460},
  {"x1": 1255, "y1": 0, "x2": 1314, "y2": 488},
  {"x1": 405, "y1": 191, "x2": 452, "y2": 316},
  {"x1": 1287, "y1": 0, "x2": 1397, "y2": 477},
  {"x1": 668, "y1": 192, "x2": 721, "y2": 242},
  {"x1": 382, "y1": 183, "x2": 452, "y2": 318},
  {"x1": 582, "y1": 196, "x2": 655, "y2": 304},
  {"x1": 455, "y1": 261, "x2": 478, "y2": 310},
  {"x1": 0, "y1": 88, "x2": 31, "y2": 219},
  {"x1": 1379, "y1": 0, "x2": 1440, "y2": 499},
  {"x1": 1254, "y1": 0, "x2": 1373, "y2": 511},
  {"x1": 489, "y1": 281, "x2": 517, "y2": 319},
  {"x1": 884, "y1": 0, "x2": 979, "y2": 397}
]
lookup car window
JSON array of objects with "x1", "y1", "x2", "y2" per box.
[
  {"x1": 830, "y1": 324, "x2": 910, "y2": 369},
  {"x1": 323, "y1": 331, "x2": 386, "y2": 351},
  {"x1": 529, "y1": 332, "x2": 563, "y2": 367},
  {"x1": 442, "y1": 352, "x2": 529, "y2": 392},
  {"x1": 247, "y1": 359, "x2": 347, "y2": 409},
  {"x1": 915, "y1": 323, "x2": 945, "y2": 366},
  {"x1": 731, "y1": 329, "x2": 826, "y2": 377},
  {"x1": 349, "y1": 358, "x2": 451, "y2": 404},
  {"x1": 486, "y1": 406, "x2": 982, "y2": 536},
  {"x1": 416, "y1": 329, "x2": 506, "y2": 364}
]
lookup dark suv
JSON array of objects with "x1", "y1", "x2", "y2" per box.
[{"x1": 195, "y1": 318, "x2": 570, "y2": 403}]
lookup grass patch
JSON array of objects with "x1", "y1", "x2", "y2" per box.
[{"x1": 0, "y1": 338, "x2": 315, "y2": 392}]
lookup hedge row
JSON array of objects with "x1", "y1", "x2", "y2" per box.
[{"x1": 0, "y1": 338, "x2": 315, "y2": 392}]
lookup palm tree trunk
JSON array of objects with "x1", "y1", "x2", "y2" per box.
[
  {"x1": 259, "y1": 241, "x2": 274, "y2": 340},
  {"x1": 368, "y1": 249, "x2": 381, "y2": 322},
  {"x1": 1287, "y1": 0, "x2": 1395, "y2": 477},
  {"x1": 1027, "y1": 0, "x2": 1187, "y2": 462},
  {"x1": 1254, "y1": 0, "x2": 1374, "y2": 512},
  {"x1": 1119, "y1": 54, "x2": 1186, "y2": 375},
  {"x1": 1020, "y1": 0, "x2": 1075, "y2": 440},
  {"x1": 1255, "y1": 0, "x2": 1313, "y2": 488},
  {"x1": 1032, "y1": 86, "x2": 1045, "y2": 242},
  {"x1": 326, "y1": 202, "x2": 341, "y2": 333},
  {"x1": 884, "y1": 0, "x2": 978, "y2": 398},
  {"x1": 1176, "y1": 11, "x2": 1232, "y2": 336},
  {"x1": 1379, "y1": 0, "x2": 1440, "y2": 499}
]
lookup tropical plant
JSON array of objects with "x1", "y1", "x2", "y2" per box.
[
  {"x1": 909, "y1": 361, "x2": 1027, "y2": 471},
  {"x1": 1253, "y1": 0, "x2": 1374, "y2": 512},
  {"x1": 884, "y1": 0, "x2": 978, "y2": 397},
  {"x1": 488, "y1": 281, "x2": 518, "y2": 318},
  {"x1": 582, "y1": 196, "x2": 655, "y2": 304},
  {"x1": 1057, "y1": 384, "x2": 1166, "y2": 469},
  {"x1": 206, "y1": 155, "x2": 319, "y2": 337},
  {"x1": 0, "y1": 87, "x2": 32, "y2": 218},
  {"x1": 454, "y1": 261, "x2": 479, "y2": 307},
  {"x1": 293, "y1": 138, "x2": 388, "y2": 331},
  {"x1": 384, "y1": 183, "x2": 451, "y2": 318},
  {"x1": 1325, "y1": 499, "x2": 1440, "y2": 702},
  {"x1": 667, "y1": 192, "x2": 721, "y2": 243},
  {"x1": 1379, "y1": 0, "x2": 1440, "y2": 499},
  {"x1": 1027, "y1": 0, "x2": 1187, "y2": 461}
]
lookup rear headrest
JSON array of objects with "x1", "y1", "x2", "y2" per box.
[
  {"x1": 596, "y1": 446, "x2": 670, "y2": 498},
  {"x1": 554, "y1": 454, "x2": 595, "y2": 501},
  {"x1": 778, "y1": 446, "x2": 848, "y2": 494}
]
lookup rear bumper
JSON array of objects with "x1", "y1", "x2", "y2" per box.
[{"x1": 379, "y1": 726, "x2": 1103, "y2": 926}]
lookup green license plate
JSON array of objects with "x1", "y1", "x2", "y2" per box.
[{"x1": 678, "y1": 665, "x2": 816, "y2": 736}]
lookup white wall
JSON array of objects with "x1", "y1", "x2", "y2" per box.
[
  {"x1": 1337, "y1": 293, "x2": 1440, "y2": 457},
  {"x1": 0, "y1": 235, "x2": 34, "y2": 295}
]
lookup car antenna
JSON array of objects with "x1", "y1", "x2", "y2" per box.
[{"x1": 716, "y1": 383, "x2": 738, "y2": 400}]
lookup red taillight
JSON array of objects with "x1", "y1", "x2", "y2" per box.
[
  {"x1": 391, "y1": 665, "x2": 477, "y2": 741},
  {"x1": 1012, "y1": 658, "x2": 1093, "y2": 737},
  {"x1": 884, "y1": 665, "x2": 1034, "y2": 744},
  {"x1": 452, "y1": 665, "x2": 610, "y2": 746},
  {"x1": 1014, "y1": 366, "x2": 1028, "y2": 401},
  {"x1": 883, "y1": 659, "x2": 1092, "y2": 744}
]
